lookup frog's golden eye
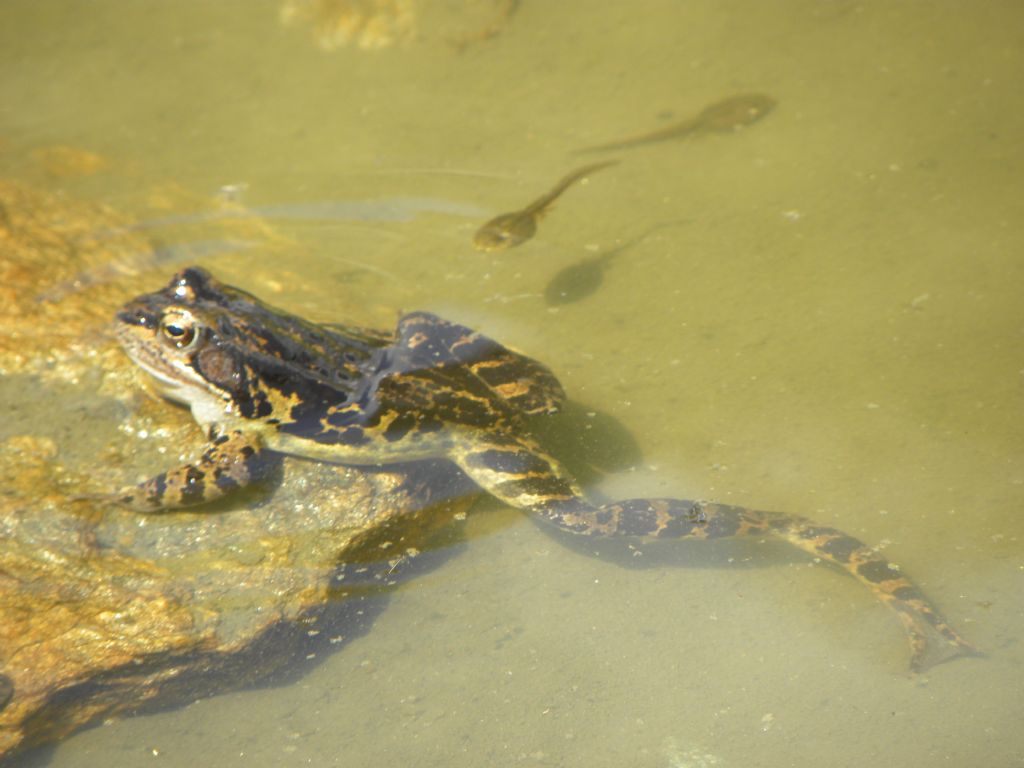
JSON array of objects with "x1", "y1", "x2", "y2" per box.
[{"x1": 159, "y1": 310, "x2": 201, "y2": 350}]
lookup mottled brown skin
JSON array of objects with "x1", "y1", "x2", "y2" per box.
[
  {"x1": 108, "y1": 267, "x2": 977, "y2": 671},
  {"x1": 577, "y1": 93, "x2": 776, "y2": 154},
  {"x1": 473, "y1": 161, "x2": 617, "y2": 252}
]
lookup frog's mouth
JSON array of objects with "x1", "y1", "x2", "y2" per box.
[{"x1": 132, "y1": 357, "x2": 198, "y2": 406}]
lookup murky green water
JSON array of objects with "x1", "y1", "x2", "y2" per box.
[{"x1": 3, "y1": 1, "x2": 1023, "y2": 766}]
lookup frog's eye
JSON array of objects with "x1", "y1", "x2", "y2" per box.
[{"x1": 159, "y1": 310, "x2": 202, "y2": 350}]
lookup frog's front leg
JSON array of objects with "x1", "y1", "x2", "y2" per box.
[{"x1": 111, "y1": 428, "x2": 273, "y2": 512}]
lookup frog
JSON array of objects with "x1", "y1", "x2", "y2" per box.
[
  {"x1": 576, "y1": 93, "x2": 776, "y2": 154},
  {"x1": 107, "y1": 267, "x2": 977, "y2": 672},
  {"x1": 473, "y1": 161, "x2": 617, "y2": 252}
]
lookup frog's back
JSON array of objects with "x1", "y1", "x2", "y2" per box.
[
  {"x1": 379, "y1": 312, "x2": 565, "y2": 422},
  {"x1": 273, "y1": 311, "x2": 566, "y2": 459}
]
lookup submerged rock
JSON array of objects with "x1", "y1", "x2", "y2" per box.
[{"x1": 0, "y1": 177, "x2": 475, "y2": 761}]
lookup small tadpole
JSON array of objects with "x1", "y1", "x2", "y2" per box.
[
  {"x1": 575, "y1": 93, "x2": 776, "y2": 154},
  {"x1": 473, "y1": 161, "x2": 619, "y2": 252}
]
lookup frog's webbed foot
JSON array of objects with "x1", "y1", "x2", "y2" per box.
[
  {"x1": 93, "y1": 429, "x2": 272, "y2": 513},
  {"x1": 742, "y1": 509, "x2": 982, "y2": 672},
  {"x1": 894, "y1": 593, "x2": 984, "y2": 672}
]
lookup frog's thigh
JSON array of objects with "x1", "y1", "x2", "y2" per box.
[{"x1": 452, "y1": 435, "x2": 584, "y2": 512}]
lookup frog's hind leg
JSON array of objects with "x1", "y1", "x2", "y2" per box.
[{"x1": 452, "y1": 435, "x2": 978, "y2": 672}]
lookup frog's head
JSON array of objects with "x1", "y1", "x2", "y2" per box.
[{"x1": 115, "y1": 267, "x2": 377, "y2": 426}]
